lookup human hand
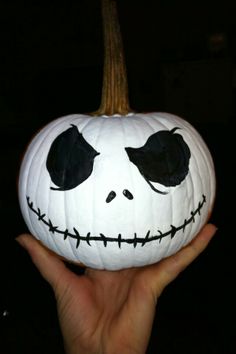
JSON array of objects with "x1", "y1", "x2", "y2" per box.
[{"x1": 16, "y1": 224, "x2": 217, "y2": 354}]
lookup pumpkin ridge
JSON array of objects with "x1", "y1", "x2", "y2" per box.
[{"x1": 26, "y1": 194, "x2": 206, "y2": 248}]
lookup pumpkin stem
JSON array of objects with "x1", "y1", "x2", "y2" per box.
[{"x1": 93, "y1": 0, "x2": 132, "y2": 116}]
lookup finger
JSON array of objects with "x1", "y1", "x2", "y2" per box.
[
  {"x1": 145, "y1": 224, "x2": 217, "y2": 298},
  {"x1": 16, "y1": 234, "x2": 73, "y2": 293}
]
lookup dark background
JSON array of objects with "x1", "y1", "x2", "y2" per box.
[{"x1": 0, "y1": 0, "x2": 235, "y2": 353}]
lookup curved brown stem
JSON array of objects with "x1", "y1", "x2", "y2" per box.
[{"x1": 93, "y1": 0, "x2": 132, "y2": 116}]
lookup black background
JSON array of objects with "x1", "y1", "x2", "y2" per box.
[{"x1": 0, "y1": 0, "x2": 235, "y2": 353}]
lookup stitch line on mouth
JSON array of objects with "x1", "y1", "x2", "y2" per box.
[{"x1": 26, "y1": 194, "x2": 206, "y2": 248}]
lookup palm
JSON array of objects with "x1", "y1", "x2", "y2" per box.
[
  {"x1": 57, "y1": 267, "x2": 156, "y2": 354},
  {"x1": 17, "y1": 224, "x2": 216, "y2": 354}
]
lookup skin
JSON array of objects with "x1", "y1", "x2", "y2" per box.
[{"x1": 16, "y1": 223, "x2": 217, "y2": 354}]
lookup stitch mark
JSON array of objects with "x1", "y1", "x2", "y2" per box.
[
  {"x1": 73, "y1": 228, "x2": 80, "y2": 248},
  {"x1": 100, "y1": 233, "x2": 108, "y2": 247},
  {"x1": 170, "y1": 225, "x2": 177, "y2": 239},
  {"x1": 64, "y1": 229, "x2": 69, "y2": 240},
  {"x1": 158, "y1": 230, "x2": 163, "y2": 243},
  {"x1": 37, "y1": 208, "x2": 45, "y2": 221},
  {"x1": 48, "y1": 219, "x2": 58, "y2": 234},
  {"x1": 133, "y1": 233, "x2": 138, "y2": 248},
  {"x1": 142, "y1": 230, "x2": 150, "y2": 247},
  {"x1": 26, "y1": 195, "x2": 206, "y2": 248},
  {"x1": 118, "y1": 234, "x2": 122, "y2": 249},
  {"x1": 183, "y1": 219, "x2": 188, "y2": 233},
  {"x1": 86, "y1": 232, "x2": 91, "y2": 246}
]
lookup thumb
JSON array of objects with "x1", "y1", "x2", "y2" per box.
[{"x1": 16, "y1": 234, "x2": 72, "y2": 294}]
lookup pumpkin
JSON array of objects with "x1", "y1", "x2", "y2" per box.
[{"x1": 18, "y1": 0, "x2": 215, "y2": 270}]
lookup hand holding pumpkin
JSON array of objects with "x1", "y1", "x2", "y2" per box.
[{"x1": 16, "y1": 223, "x2": 217, "y2": 354}]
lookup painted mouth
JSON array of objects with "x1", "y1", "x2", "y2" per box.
[{"x1": 26, "y1": 194, "x2": 206, "y2": 248}]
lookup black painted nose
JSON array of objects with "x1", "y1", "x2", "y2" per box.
[
  {"x1": 106, "y1": 191, "x2": 116, "y2": 203},
  {"x1": 106, "y1": 190, "x2": 134, "y2": 203},
  {"x1": 123, "y1": 189, "x2": 134, "y2": 200}
]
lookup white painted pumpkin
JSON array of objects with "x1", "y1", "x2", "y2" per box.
[{"x1": 18, "y1": 112, "x2": 215, "y2": 270}]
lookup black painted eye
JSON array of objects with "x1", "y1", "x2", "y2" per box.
[
  {"x1": 46, "y1": 125, "x2": 100, "y2": 191},
  {"x1": 125, "y1": 127, "x2": 191, "y2": 192}
]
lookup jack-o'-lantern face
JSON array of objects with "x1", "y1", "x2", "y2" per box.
[{"x1": 19, "y1": 112, "x2": 215, "y2": 270}]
